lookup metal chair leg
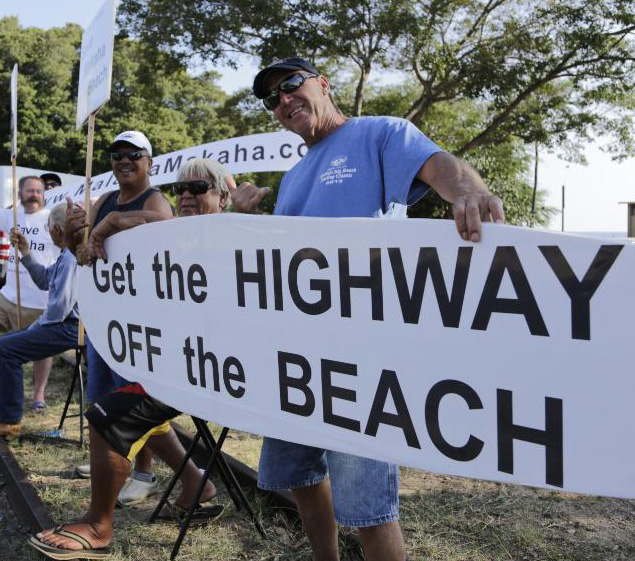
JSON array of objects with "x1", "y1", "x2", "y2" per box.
[
  {"x1": 59, "y1": 346, "x2": 86, "y2": 448},
  {"x1": 159, "y1": 417, "x2": 265, "y2": 560},
  {"x1": 194, "y1": 421, "x2": 266, "y2": 538}
]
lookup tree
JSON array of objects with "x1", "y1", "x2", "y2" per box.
[
  {"x1": 119, "y1": 0, "x2": 414, "y2": 116},
  {"x1": 0, "y1": 18, "x2": 86, "y2": 172},
  {"x1": 0, "y1": 17, "x2": 233, "y2": 175},
  {"x1": 118, "y1": 0, "x2": 635, "y2": 159},
  {"x1": 402, "y1": 0, "x2": 635, "y2": 159}
]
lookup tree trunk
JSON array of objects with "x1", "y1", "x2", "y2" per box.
[{"x1": 352, "y1": 63, "x2": 371, "y2": 117}]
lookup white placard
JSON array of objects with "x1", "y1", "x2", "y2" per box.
[
  {"x1": 76, "y1": 0, "x2": 116, "y2": 128},
  {"x1": 10, "y1": 64, "x2": 18, "y2": 158},
  {"x1": 43, "y1": 131, "x2": 306, "y2": 208},
  {"x1": 78, "y1": 215, "x2": 635, "y2": 498}
]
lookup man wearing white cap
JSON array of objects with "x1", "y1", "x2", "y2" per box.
[
  {"x1": 64, "y1": 131, "x2": 174, "y2": 501},
  {"x1": 31, "y1": 156, "x2": 229, "y2": 559},
  {"x1": 67, "y1": 130, "x2": 173, "y2": 401}
]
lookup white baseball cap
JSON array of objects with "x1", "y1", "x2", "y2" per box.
[{"x1": 110, "y1": 131, "x2": 153, "y2": 156}]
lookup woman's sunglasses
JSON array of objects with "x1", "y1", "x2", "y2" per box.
[
  {"x1": 171, "y1": 180, "x2": 213, "y2": 196},
  {"x1": 263, "y1": 72, "x2": 319, "y2": 110},
  {"x1": 110, "y1": 151, "x2": 149, "y2": 162}
]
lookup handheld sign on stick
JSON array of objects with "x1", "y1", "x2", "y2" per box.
[
  {"x1": 10, "y1": 63, "x2": 22, "y2": 329},
  {"x1": 75, "y1": 0, "x2": 116, "y2": 344},
  {"x1": 75, "y1": 0, "x2": 116, "y2": 130}
]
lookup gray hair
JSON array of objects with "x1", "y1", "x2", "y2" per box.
[
  {"x1": 176, "y1": 159, "x2": 230, "y2": 198},
  {"x1": 18, "y1": 175, "x2": 44, "y2": 191},
  {"x1": 48, "y1": 203, "x2": 68, "y2": 231}
]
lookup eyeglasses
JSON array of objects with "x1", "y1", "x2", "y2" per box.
[
  {"x1": 263, "y1": 72, "x2": 319, "y2": 110},
  {"x1": 43, "y1": 181, "x2": 60, "y2": 188},
  {"x1": 171, "y1": 180, "x2": 214, "y2": 196},
  {"x1": 110, "y1": 151, "x2": 149, "y2": 162}
]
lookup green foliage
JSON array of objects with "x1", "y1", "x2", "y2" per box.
[
  {"x1": 119, "y1": 0, "x2": 635, "y2": 159},
  {"x1": 402, "y1": 0, "x2": 635, "y2": 159},
  {"x1": 0, "y1": 17, "x2": 86, "y2": 172},
  {"x1": 0, "y1": 17, "x2": 234, "y2": 176}
]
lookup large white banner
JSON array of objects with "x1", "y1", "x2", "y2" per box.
[
  {"x1": 78, "y1": 215, "x2": 635, "y2": 498},
  {"x1": 76, "y1": 0, "x2": 116, "y2": 128},
  {"x1": 43, "y1": 131, "x2": 306, "y2": 208},
  {"x1": 10, "y1": 64, "x2": 17, "y2": 158}
]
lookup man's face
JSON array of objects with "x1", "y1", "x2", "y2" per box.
[
  {"x1": 42, "y1": 178, "x2": 60, "y2": 190},
  {"x1": 111, "y1": 142, "x2": 152, "y2": 188},
  {"x1": 20, "y1": 178, "x2": 45, "y2": 213},
  {"x1": 48, "y1": 221, "x2": 63, "y2": 249},
  {"x1": 176, "y1": 176, "x2": 226, "y2": 217},
  {"x1": 266, "y1": 70, "x2": 330, "y2": 138}
]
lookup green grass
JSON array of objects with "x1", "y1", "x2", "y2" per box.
[{"x1": 2, "y1": 359, "x2": 635, "y2": 560}]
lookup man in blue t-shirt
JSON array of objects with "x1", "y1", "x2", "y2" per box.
[{"x1": 232, "y1": 57, "x2": 505, "y2": 561}]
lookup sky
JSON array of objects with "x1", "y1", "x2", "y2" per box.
[{"x1": 3, "y1": 0, "x2": 634, "y2": 235}]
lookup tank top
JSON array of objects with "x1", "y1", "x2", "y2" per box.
[{"x1": 94, "y1": 187, "x2": 166, "y2": 227}]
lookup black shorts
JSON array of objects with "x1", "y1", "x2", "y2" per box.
[{"x1": 86, "y1": 383, "x2": 180, "y2": 461}]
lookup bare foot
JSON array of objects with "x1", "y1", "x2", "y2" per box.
[
  {"x1": 36, "y1": 522, "x2": 111, "y2": 550},
  {"x1": 176, "y1": 473, "x2": 217, "y2": 508}
]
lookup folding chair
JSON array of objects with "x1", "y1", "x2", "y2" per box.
[
  {"x1": 57, "y1": 345, "x2": 86, "y2": 447},
  {"x1": 150, "y1": 417, "x2": 266, "y2": 560}
]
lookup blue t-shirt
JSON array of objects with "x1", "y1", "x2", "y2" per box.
[{"x1": 274, "y1": 116, "x2": 442, "y2": 218}]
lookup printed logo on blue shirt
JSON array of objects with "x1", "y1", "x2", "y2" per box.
[{"x1": 319, "y1": 156, "x2": 358, "y2": 187}]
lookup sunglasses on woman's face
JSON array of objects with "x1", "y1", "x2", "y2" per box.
[
  {"x1": 110, "y1": 150, "x2": 149, "y2": 162},
  {"x1": 171, "y1": 180, "x2": 213, "y2": 196},
  {"x1": 263, "y1": 72, "x2": 319, "y2": 110}
]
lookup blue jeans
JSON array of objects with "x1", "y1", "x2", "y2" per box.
[
  {"x1": 0, "y1": 319, "x2": 79, "y2": 423},
  {"x1": 86, "y1": 337, "x2": 129, "y2": 404},
  {"x1": 258, "y1": 437, "x2": 399, "y2": 527}
]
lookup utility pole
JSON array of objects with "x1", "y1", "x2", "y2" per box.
[
  {"x1": 561, "y1": 185, "x2": 565, "y2": 232},
  {"x1": 531, "y1": 142, "x2": 538, "y2": 226}
]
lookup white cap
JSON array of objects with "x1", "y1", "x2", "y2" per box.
[{"x1": 110, "y1": 131, "x2": 153, "y2": 156}]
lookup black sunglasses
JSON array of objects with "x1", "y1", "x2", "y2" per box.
[
  {"x1": 110, "y1": 151, "x2": 149, "y2": 162},
  {"x1": 171, "y1": 180, "x2": 213, "y2": 196},
  {"x1": 263, "y1": 72, "x2": 319, "y2": 110}
]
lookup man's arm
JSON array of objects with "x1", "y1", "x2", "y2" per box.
[
  {"x1": 88, "y1": 210, "x2": 171, "y2": 260},
  {"x1": 418, "y1": 152, "x2": 505, "y2": 242},
  {"x1": 88, "y1": 191, "x2": 173, "y2": 260},
  {"x1": 38, "y1": 251, "x2": 78, "y2": 323},
  {"x1": 64, "y1": 193, "x2": 110, "y2": 265}
]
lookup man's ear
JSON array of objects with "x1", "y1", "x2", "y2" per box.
[
  {"x1": 219, "y1": 193, "x2": 228, "y2": 211},
  {"x1": 318, "y1": 75, "x2": 330, "y2": 96}
]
